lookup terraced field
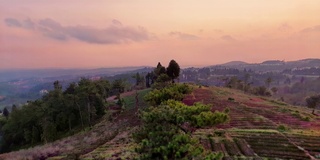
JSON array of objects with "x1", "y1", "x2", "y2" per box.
[
  {"x1": 194, "y1": 128, "x2": 320, "y2": 160},
  {"x1": 81, "y1": 86, "x2": 320, "y2": 160},
  {"x1": 184, "y1": 86, "x2": 320, "y2": 159},
  {"x1": 1, "y1": 86, "x2": 319, "y2": 159}
]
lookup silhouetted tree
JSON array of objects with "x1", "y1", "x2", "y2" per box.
[
  {"x1": 145, "y1": 73, "x2": 151, "y2": 88},
  {"x1": 265, "y1": 77, "x2": 272, "y2": 88},
  {"x1": 3, "y1": 107, "x2": 9, "y2": 119},
  {"x1": 11, "y1": 104, "x2": 17, "y2": 112},
  {"x1": 112, "y1": 79, "x2": 126, "y2": 94},
  {"x1": 53, "y1": 80, "x2": 62, "y2": 90},
  {"x1": 64, "y1": 82, "x2": 76, "y2": 95},
  {"x1": 243, "y1": 73, "x2": 251, "y2": 92},
  {"x1": 166, "y1": 60, "x2": 180, "y2": 83},
  {"x1": 155, "y1": 62, "x2": 166, "y2": 76},
  {"x1": 306, "y1": 95, "x2": 320, "y2": 114},
  {"x1": 134, "y1": 72, "x2": 144, "y2": 87}
]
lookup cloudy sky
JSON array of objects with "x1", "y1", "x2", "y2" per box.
[{"x1": 1, "y1": 0, "x2": 320, "y2": 69}]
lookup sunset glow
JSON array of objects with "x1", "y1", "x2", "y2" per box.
[{"x1": 1, "y1": 0, "x2": 320, "y2": 69}]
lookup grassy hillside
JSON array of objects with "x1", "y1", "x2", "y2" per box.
[
  {"x1": 1, "y1": 86, "x2": 319, "y2": 159},
  {"x1": 184, "y1": 86, "x2": 320, "y2": 159}
]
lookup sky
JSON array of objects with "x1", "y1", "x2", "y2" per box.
[{"x1": 1, "y1": 0, "x2": 320, "y2": 69}]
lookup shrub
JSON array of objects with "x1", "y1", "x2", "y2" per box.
[
  {"x1": 277, "y1": 124, "x2": 290, "y2": 132},
  {"x1": 302, "y1": 116, "x2": 311, "y2": 121},
  {"x1": 133, "y1": 100, "x2": 228, "y2": 160},
  {"x1": 224, "y1": 107, "x2": 230, "y2": 114},
  {"x1": 144, "y1": 83, "x2": 192, "y2": 106}
]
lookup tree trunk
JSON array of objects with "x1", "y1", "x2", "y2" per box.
[
  {"x1": 74, "y1": 95, "x2": 84, "y2": 130},
  {"x1": 68, "y1": 118, "x2": 72, "y2": 131},
  {"x1": 87, "y1": 102, "x2": 91, "y2": 127},
  {"x1": 135, "y1": 91, "x2": 139, "y2": 113}
]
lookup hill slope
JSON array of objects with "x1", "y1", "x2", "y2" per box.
[
  {"x1": 1, "y1": 86, "x2": 319, "y2": 159},
  {"x1": 184, "y1": 86, "x2": 320, "y2": 159}
]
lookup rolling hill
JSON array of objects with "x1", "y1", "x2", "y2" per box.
[
  {"x1": 214, "y1": 58, "x2": 320, "y2": 72},
  {"x1": 0, "y1": 85, "x2": 319, "y2": 159}
]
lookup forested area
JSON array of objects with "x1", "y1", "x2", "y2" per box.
[{"x1": 0, "y1": 78, "x2": 114, "y2": 152}]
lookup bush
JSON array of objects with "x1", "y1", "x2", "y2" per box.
[
  {"x1": 277, "y1": 124, "x2": 290, "y2": 132},
  {"x1": 134, "y1": 100, "x2": 228, "y2": 159},
  {"x1": 144, "y1": 83, "x2": 192, "y2": 106},
  {"x1": 302, "y1": 116, "x2": 311, "y2": 121}
]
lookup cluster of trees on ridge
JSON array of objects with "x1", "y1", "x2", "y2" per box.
[
  {"x1": 0, "y1": 78, "x2": 128, "y2": 152},
  {"x1": 0, "y1": 59, "x2": 182, "y2": 153},
  {"x1": 133, "y1": 60, "x2": 229, "y2": 159},
  {"x1": 145, "y1": 60, "x2": 180, "y2": 88},
  {"x1": 0, "y1": 59, "x2": 319, "y2": 158}
]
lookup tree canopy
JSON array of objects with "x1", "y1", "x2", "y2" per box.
[
  {"x1": 306, "y1": 95, "x2": 320, "y2": 114},
  {"x1": 167, "y1": 60, "x2": 181, "y2": 83},
  {"x1": 135, "y1": 84, "x2": 229, "y2": 159},
  {"x1": 0, "y1": 78, "x2": 111, "y2": 152}
]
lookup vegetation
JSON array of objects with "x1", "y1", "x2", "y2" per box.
[
  {"x1": 306, "y1": 94, "x2": 320, "y2": 114},
  {"x1": 136, "y1": 68, "x2": 228, "y2": 159},
  {"x1": 166, "y1": 60, "x2": 181, "y2": 83},
  {"x1": 135, "y1": 90, "x2": 228, "y2": 159},
  {"x1": 144, "y1": 83, "x2": 192, "y2": 106},
  {"x1": 2, "y1": 107, "x2": 9, "y2": 120},
  {"x1": 1, "y1": 81, "x2": 320, "y2": 159},
  {"x1": 0, "y1": 78, "x2": 111, "y2": 152},
  {"x1": 225, "y1": 76, "x2": 272, "y2": 96},
  {"x1": 145, "y1": 59, "x2": 181, "y2": 89},
  {"x1": 1, "y1": 59, "x2": 320, "y2": 159}
]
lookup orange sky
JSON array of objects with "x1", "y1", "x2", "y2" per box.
[{"x1": 1, "y1": 0, "x2": 320, "y2": 69}]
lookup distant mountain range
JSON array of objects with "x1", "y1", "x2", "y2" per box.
[
  {"x1": 216, "y1": 58, "x2": 320, "y2": 72},
  {"x1": 0, "y1": 66, "x2": 151, "y2": 82}
]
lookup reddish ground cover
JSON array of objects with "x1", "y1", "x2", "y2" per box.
[{"x1": 183, "y1": 87, "x2": 320, "y2": 130}]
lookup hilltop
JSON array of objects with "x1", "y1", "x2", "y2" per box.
[
  {"x1": 1, "y1": 58, "x2": 320, "y2": 110},
  {"x1": 213, "y1": 58, "x2": 320, "y2": 72},
  {"x1": 1, "y1": 85, "x2": 319, "y2": 159}
]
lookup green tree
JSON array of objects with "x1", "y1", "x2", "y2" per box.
[
  {"x1": 134, "y1": 100, "x2": 228, "y2": 160},
  {"x1": 145, "y1": 73, "x2": 151, "y2": 88},
  {"x1": 152, "y1": 74, "x2": 171, "y2": 89},
  {"x1": 265, "y1": 77, "x2": 272, "y2": 89},
  {"x1": 133, "y1": 72, "x2": 145, "y2": 89},
  {"x1": 11, "y1": 104, "x2": 17, "y2": 112},
  {"x1": 166, "y1": 60, "x2": 180, "y2": 83},
  {"x1": 243, "y1": 73, "x2": 251, "y2": 92},
  {"x1": 1, "y1": 78, "x2": 109, "y2": 152},
  {"x1": 53, "y1": 80, "x2": 62, "y2": 90},
  {"x1": 144, "y1": 83, "x2": 191, "y2": 106},
  {"x1": 2, "y1": 107, "x2": 9, "y2": 119},
  {"x1": 225, "y1": 77, "x2": 241, "y2": 89},
  {"x1": 112, "y1": 79, "x2": 126, "y2": 94},
  {"x1": 306, "y1": 95, "x2": 320, "y2": 114},
  {"x1": 155, "y1": 62, "x2": 166, "y2": 76}
]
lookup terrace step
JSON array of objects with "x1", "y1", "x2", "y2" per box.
[{"x1": 230, "y1": 131, "x2": 311, "y2": 159}]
